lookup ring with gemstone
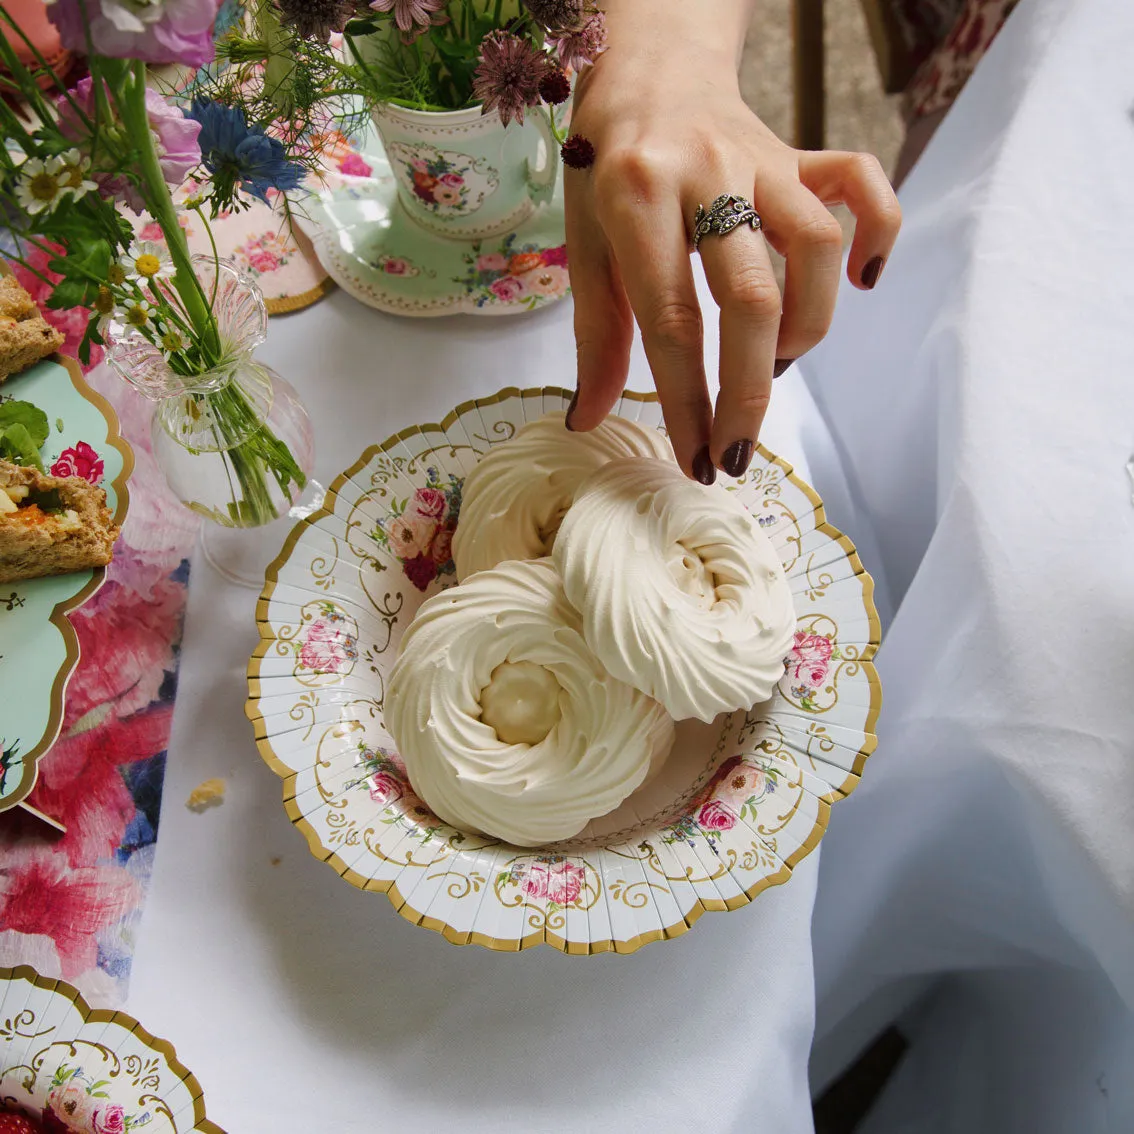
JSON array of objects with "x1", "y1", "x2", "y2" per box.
[{"x1": 692, "y1": 194, "x2": 762, "y2": 251}]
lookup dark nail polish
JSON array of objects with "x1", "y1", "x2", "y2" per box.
[
  {"x1": 721, "y1": 438, "x2": 754, "y2": 478},
  {"x1": 692, "y1": 446, "x2": 716, "y2": 486},
  {"x1": 773, "y1": 358, "x2": 793, "y2": 379},
  {"x1": 861, "y1": 256, "x2": 884, "y2": 289},
  {"x1": 565, "y1": 389, "x2": 579, "y2": 431}
]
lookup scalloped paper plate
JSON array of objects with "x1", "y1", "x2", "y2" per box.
[
  {"x1": 0, "y1": 965, "x2": 220, "y2": 1131},
  {"x1": 0, "y1": 357, "x2": 132, "y2": 811},
  {"x1": 247, "y1": 387, "x2": 880, "y2": 954}
]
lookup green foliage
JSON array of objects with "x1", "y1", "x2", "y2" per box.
[{"x1": 0, "y1": 400, "x2": 50, "y2": 470}]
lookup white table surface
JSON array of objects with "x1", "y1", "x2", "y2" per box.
[
  {"x1": 802, "y1": 0, "x2": 1134, "y2": 1127},
  {"x1": 127, "y1": 263, "x2": 862, "y2": 1133}
]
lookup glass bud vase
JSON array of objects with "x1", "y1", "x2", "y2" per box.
[{"x1": 106, "y1": 257, "x2": 318, "y2": 584}]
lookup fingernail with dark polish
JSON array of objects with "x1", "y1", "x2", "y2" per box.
[
  {"x1": 861, "y1": 256, "x2": 884, "y2": 289},
  {"x1": 692, "y1": 446, "x2": 716, "y2": 486},
  {"x1": 721, "y1": 438, "x2": 754, "y2": 478},
  {"x1": 773, "y1": 358, "x2": 793, "y2": 379},
  {"x1": 565, "y1": 389, "x2": 579, "y2": 431}
]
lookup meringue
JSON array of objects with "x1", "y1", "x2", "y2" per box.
[
  {"x1": 452, "y1": 411, "x2": 673, "y2": 580},
  {"x1": 385, "y1": 558, "x2": 675, "y2": 846},
  {"x1": 554, "y1": 458, "x2": 797, "y2": 723}
]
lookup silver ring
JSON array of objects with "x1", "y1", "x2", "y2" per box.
[{"x1": 692, "y1": 194, "x2": 762, "y2": 252}]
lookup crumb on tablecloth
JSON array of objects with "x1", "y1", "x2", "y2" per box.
[
  {"x1": 270, "y1": 856, "x2": 282, "y2": 867},
  {"x1": 186, "y1": 777, "x2": 226, "y2": 812}
]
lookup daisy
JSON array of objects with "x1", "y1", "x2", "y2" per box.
[
  {"x1": 117, "y1": 298, "x2": 157, "y2": 332},
  {"x1": 55, "y1": 148, "x2": 98, "y2": 201},
  {"x1": 106, "y1": 262, "x2": 128, "y2": 287},
  {"x1": 123, "y1": 240, "x2": 174, "y2": 284},
  {"x1": 157, "y1": 324, "x2": 188, "y2": 360},
  {"x1": 92, "y1": 286, "x2": 117, "y2": 334},
  {"x1": 14, "y1": 157, "x2": 66, "y2": 215}
]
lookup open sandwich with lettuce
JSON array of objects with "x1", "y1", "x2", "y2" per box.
[{"x1": 0, "y1": 396, "x2": 120, "y2": 585}]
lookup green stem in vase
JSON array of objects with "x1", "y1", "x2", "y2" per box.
[{"x1": 121, "y1": 61, "x2": 221, "y2": 368}]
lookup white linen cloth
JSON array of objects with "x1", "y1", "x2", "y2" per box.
[
  {"x1": 802, "y1": 0, "x2": 1134, "y2": 1126},
  {"x1": 126, "y1": 263, "x2": 860, "y2": 1133}
]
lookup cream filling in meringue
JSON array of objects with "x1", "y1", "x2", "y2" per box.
[
  {"x1": 479, "y1": 660, "x2": 563, "y2": 746},
  {"x1": 666, "y1": 541, "x2": 719, "y2": 611}
]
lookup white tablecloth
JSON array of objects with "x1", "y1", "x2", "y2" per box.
[
  {"x1": 802, "y1": 0, "x2": 1134, "y2": 1127},
  {"x1": 126, "y1": 264, "x2": 861, "y2": 1132}
]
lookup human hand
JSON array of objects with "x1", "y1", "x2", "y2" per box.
[{"x1": 563, "y1": 3, "x2": 901, "y2": 481}]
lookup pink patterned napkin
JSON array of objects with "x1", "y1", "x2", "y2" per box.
[{"x1": 0, "y1": 249, "x2": 198, "y2": 1008}]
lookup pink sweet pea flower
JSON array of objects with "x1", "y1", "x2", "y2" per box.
[{"x1": 47, "y1": 0, "x2": 222, "y2": 66}]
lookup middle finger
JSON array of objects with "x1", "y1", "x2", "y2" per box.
[{"x1": 597, "y1": 176, "x2": 715, "y2": 484}]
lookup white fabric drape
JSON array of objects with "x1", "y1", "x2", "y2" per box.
[{"x1": 804, "y1": 0, "x2": 1134, "y2": 1127}]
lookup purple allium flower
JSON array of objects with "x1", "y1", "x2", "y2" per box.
[
  {"x1": 472, "y1": 30, "x2": 551, "y2": 128},
  {"x1": 368, "y1": 0, "x2": 448, "y2": 38},
  {"x1": 56, "y1": 79, "x2": 202, "y2": 211},
  {"x1": 547, "y1": 11, "x2": 607, "y2": 72},
  {"x1": 46, "y1": 0, "x2": 222, "y2": 67}
]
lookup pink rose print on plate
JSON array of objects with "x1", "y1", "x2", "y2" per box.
[
  {"x1": 525, "y1": 265, "x2": 569, "y2": 299},
  {"x1": 50, "y1": 441, "x2": 104, "y2": 484},
  {"x1": 716, "y1": 764, "x2": 766, "y2": 807},
  {"x1": 410, "y1": 158, "x2": 429, "y2": 172},
  {"x1": 410, "y1": 486, "x2": 448, "y2": 520},
  {"x1": 489, "y1": 276, "x2": 526, "y2": 303},
  {"x1": 430, "y1": 525, "x2": 454, "y2": 564},
  {"x1": 47, "y1": 1079, "x2": 93, "y2": 1125},
  {"x1": 90, "y1": 1102, "x2": 128, "y2": 1134},
  {"x1": 541, "y1": 244, "x2": 568, "y2": 267},
  {"x1": 697, "y1": 799, "x2": 737, "y2": 832},
  {"x1": 476, "y1": 252, "x2": 509, "y2": 272},
  {"x1": 787, "y1": 631, "x2": 834, "y2": 688},
  {"x1": 369, "y1": 770, "x2": 404, "y2": 805},
  {"x1": 439, "y1": 172, "x2": 465, "y2": 188},
  {"x1": 247, "y1": 249, "x2": 280, "y2": 273},
  {"x1": 384, "y1": 258, "x2": 409, "y2": 275},
  {"x1": 433, "y1": 185, "x2": 463, "y2": 207},
  {"x1": 297, "y1": 615, "x2": 358, "y2": 675},
  {"x1": 521, "y1": 858, "x2": 587, "y2": 906},
  {"x1": 384, "y1": 513, "x2": 437, "y2": 559},
  {"x1": 339, "y1": 152, "x2": 373, "y2": 177}
]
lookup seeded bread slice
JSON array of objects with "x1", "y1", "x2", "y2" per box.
[
  {"x1": 0, "y1": 458, "x2": 120, "y2": 583},
  {"x1": 0, "y1": 276, "x2": 64, "y2": 382}
]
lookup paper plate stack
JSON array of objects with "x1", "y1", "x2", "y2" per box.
[
  {"x1": 247, "y1": 387, "x2": 880, "y2": 954},
  {"x1": 0, "y1": 966, "x2": 219, "y2": 1131}
]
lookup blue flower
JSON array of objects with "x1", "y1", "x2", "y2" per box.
[{"x1": 185, "y1": 98, "x2": 304, "y2": 203}]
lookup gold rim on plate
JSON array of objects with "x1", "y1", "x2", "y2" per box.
[{"x1": 246, "y1": 386, "x2": 881, "y2": 954}]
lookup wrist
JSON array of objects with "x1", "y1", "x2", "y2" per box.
[{"x1": 600, "y1": 0, "x2": 751, "y2": 70}]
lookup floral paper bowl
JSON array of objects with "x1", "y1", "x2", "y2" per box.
[
  {"x1": 247, "y1": 387, "x2": 880, "y2": 954},
  {"x1": 0, "y1": 965, "x2": 220, "y2": 1132}
]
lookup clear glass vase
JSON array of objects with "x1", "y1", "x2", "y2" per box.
[{"x1": 107, "y1": 257, "x2": 319, "y2": 584}]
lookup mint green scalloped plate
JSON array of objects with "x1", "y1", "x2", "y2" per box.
[{"x1": 0, "y1": 357, "x2": 132, "y2": 810}]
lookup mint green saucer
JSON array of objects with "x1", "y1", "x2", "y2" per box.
[
  {"x1": 298, "y1": 148, "x2": 570, "y2": 318},
  {"x1": 0, "y1": 357, "x2": 132, "y2": 810}
]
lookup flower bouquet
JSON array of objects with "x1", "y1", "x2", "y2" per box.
[
  {"x1": 0, "y1": 0, "x2": 313, "y2": 530},
  {"x1": 343, "y1": 0, "x2": 606, "y2": 143}
]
